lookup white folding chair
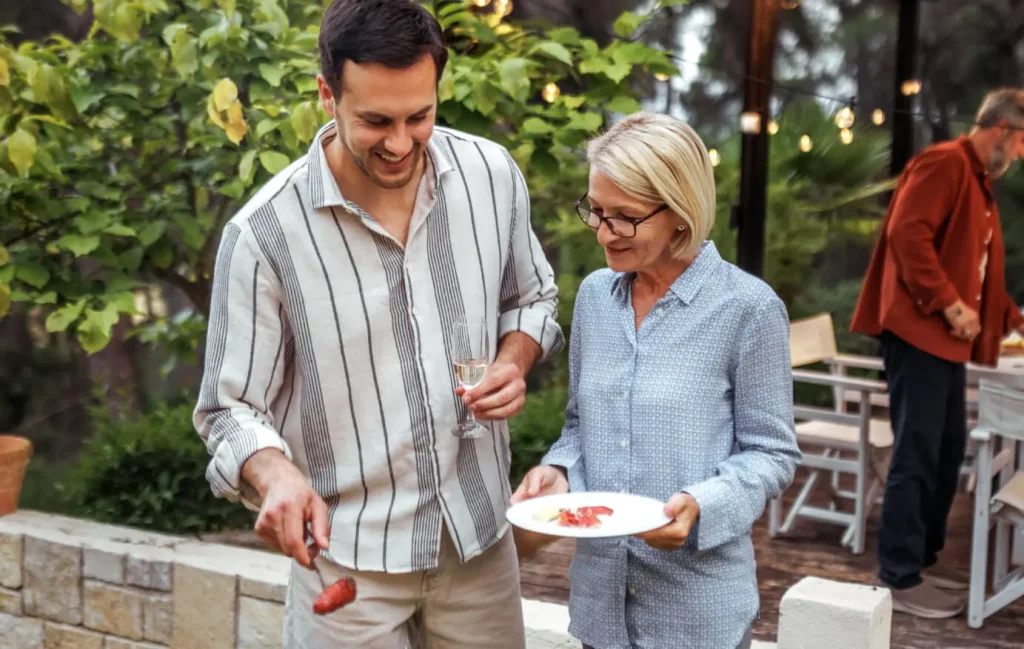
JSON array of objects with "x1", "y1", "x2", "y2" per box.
[
  {"x1": 968, "y1": 379, "x2": 1024, "y2": 628},
  {"x1": 769, "y1": 313, "x2": 893, "y2": 554}
]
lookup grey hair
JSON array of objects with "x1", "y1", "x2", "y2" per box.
[
  {"x1": 975, "y1": 88, "x2": 1024, "y2": 129},
  {"x1": 585, "y1": 112, "x2": 716, "y2": 260}
]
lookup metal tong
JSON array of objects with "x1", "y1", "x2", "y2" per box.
[{"x1": 304, "y1": 521, "x2": 337, "y2": 589}]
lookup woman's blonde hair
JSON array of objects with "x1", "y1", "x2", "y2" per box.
[{"x1": 586, "y1": 112, "x2": 716, "y2": 260}]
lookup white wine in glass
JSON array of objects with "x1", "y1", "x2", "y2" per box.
[{"x1": 450, "y1": 316, "x2": 489, "y2": 439}]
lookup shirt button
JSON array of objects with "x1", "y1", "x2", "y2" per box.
[
  {"x1": 620, "y1": 440, "x2": 629, "y2": 448},
  {"x1": 411, "y1": 307, "x2": 420, "y2": 318},
  {"x1": 987, "y1": 210, "x2": 992, "y2": 217},
  {"x1": 628, "y1": 587, "x2": 637, "y2": 595}
]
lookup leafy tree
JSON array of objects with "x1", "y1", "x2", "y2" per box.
[{"x1": 0, "y1": 0, "x2": 683, "y2": 359}]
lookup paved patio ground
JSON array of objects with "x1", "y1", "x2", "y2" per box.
[{"x1": 519, "y1": 469, "x2": 1024, "y2": 649}]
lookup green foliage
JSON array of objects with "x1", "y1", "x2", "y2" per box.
[
  {"x1": 708, "y1": 100, "x2": 894, "y2": 306},
  {"x1": 0, "y1": 0, "x2": 682, "y2": 357},
  {"x1": 1, "y1": 0, "x2": 332, "y2": 354},
  {"x1": 60, "y1": 398, "x2": 255, "y2": 534},
  {"x1": 998, "y1": 170, "x2": 1024, "y2": 305},
  {"x1": 507, "y1": 385, "x2": 568, "y2": 486}
]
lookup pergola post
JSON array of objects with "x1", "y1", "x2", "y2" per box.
[
  {"x1": 890, "y1": 0, "x2": 921, "y2": 177},
  {"x1": 736, "y1": 0, "x2": 780, "y2": 278}
]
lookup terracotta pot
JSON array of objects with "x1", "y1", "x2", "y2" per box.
[{"x1": 0, "y1": 436, "x2": 32, "y2": 516}]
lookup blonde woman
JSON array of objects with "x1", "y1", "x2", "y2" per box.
[{"x1": 510, "y1": 113, "x2": 800, "y2": 649}]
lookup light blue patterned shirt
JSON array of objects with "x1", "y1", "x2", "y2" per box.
[{"x1": 542, "y1": 241, "x2": 800, "y2": 649}]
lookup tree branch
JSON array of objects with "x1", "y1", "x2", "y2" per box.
[
  {"x1": 150, "y1": 265, "x2": 210, "y2": 317},
  {"x1": 2, "y1": 212, "x2": 78, "y2": 247}
]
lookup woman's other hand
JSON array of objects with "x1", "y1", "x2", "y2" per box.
[
  {"x1": 636, "y1": 493, "x2": 700, "y2": 551},
  {"x1": 511, "y1": 465, "x2": 568, "y2": 504}
]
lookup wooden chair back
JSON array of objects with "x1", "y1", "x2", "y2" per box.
[{"x1": 790, "y1": 313, "x2": 838, "y2": 368}]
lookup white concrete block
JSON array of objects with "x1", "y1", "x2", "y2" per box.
[{"x1": 777, "y1": 577, "x2": 891, "y2": 649}]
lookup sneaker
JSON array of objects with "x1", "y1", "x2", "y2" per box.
[
  {"x1": 888, "y1": 582, "x2": 964, "y2": 619},
  {"x1": 922, "y1": 564, "x2": 969, "y2": 591}
]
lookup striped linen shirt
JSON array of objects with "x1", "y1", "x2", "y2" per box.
[{"x1": 194, "y1": 121, "x2": 564, "y2": 573}]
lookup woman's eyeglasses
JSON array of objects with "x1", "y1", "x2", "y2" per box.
[{"x1": 574, "y1": 192, "x2": 669, "y2": 238}]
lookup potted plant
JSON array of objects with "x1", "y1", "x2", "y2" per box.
[{"x1": 0, "y1": 436, "x2": 32, "y2": 516}]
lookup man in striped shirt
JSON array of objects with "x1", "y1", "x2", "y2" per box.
[{"x1": 193, "y1": 1, "x2": 563, "y2": 646}]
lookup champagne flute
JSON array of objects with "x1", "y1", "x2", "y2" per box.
[{"x1": 450, "y1": 316, "x2": 489, "y2": 439}]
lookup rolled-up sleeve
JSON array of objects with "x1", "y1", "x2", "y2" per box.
[
  {"x1": 497, "y1": 150, "x2": 564, "y2": 361},
  {"x1": 540, "y1": 284, "x2": 587, "y2": 491},
  {"x1": 194, "y1": 223, "x2": 292, "y2": 509},
  {"x1": 683, "y1": 296, "x2": 800, "y2": 552}
]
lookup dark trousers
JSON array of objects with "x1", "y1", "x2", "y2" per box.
[{"x1": 877, "y1": 331, "x2": 967, "y2": 589}]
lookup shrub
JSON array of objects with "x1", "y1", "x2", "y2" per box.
[
  {"x1": 508, "y1": 385, "x2": 568, "y2": 486},
  {"x1": 60, "y1": 397, "x2": 254, "y2": 534}
]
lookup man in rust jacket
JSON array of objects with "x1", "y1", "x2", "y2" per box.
[{"x1": 851, "y1": 88, "x2": 1024, "y2": 619}]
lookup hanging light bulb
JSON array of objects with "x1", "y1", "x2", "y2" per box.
[
  {"x1": 472, "y1": 0, "x2": 490, "y2": 6},
  {"x1": 780, "y1": 0, "x2": 802, "y2": 8},
  {"x1": 799, "y1": 134, "x2": 813, "y2": 153},
  {"x1": 654, "y1": 72, "x2": 670, "y2": 82},
  {"x1": 767, "y1": 120, "x2": 779, "y2": 135},
  {"x1": 834, "y1": 106, "x2": 855, "y2": 129},
  {"x1": 872, "y1": 109, "x2": 886, "y2": 126},
  {"x1": 493, "y1": 0, "x2": 512, "y2": 17},
  {"x1": 542, "y1": 82, "x2": 560, "y2": 103},
  {"x1": 708, "y1": 149, "x2": 721, "y2": 167},
  {"x1": 740, "y1": 111, "x2": 762, "y2": 134},
  {"x1": 840, "y1": 128, "x2": 854, "y2": 145},
  {"x1": 901, "y1": 79, "x2": 922, "y2": 96}
]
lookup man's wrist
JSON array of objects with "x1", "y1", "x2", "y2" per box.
[
  {"x1": 241, "y1": 448, "x2": 291, "y2": 498},
  {"x1": 496, "y1": 331, "x2": 542, "y2": 377}
]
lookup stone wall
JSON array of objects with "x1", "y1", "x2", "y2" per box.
[
  {"x1": 1, "y1": 510, "x2": 882, "y2": 649},
  {"x1": 0, "y1": 510, "x2": 580, "y2": 649},
  {"x1": 1, "y1": 510, "x2": 292, "y2": 649}
]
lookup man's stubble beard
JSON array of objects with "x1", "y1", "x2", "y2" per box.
[
  {"x1": 988, "y1": 135, "x2": 1015, "y2": 179},
  {"x1": 339, "y1": 128, "x2": 420, "y2": 191}
]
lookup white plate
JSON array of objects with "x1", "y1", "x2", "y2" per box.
[{"x1": 506, "y1": 492, "x2": 672, "y2": 539}]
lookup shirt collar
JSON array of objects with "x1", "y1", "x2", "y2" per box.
[
  {"x1": 610, "y1": 240, "x2": 722, "y2": 306},
  {"x1": 959, "y1": 135, "x2": 989, "y2": 178},
  {"x1": 306, "y1": 120, "x2": 454, "y2": 211}
]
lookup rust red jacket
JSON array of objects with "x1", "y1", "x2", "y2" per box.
[{"x1": 851, "y1": 136, "x2": 1023, "y2": 366}]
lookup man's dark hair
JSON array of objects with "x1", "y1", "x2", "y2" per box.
[{"x1": 319, "y1": 0, "x2": 449, "y2": 96}]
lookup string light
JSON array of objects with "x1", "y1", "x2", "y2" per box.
[
  {"x1": 767, "y1": 120, "x2": 779, "y2": 135},
  {"x1": 493, "y1": 0, "x2": 512, "y2": 17},
  {"x1": 594, "y1": 31, "x2": 997, "y2": 134},
  {"x1": 740, "y1": 111, "x2": 762, "y2": 134},
  {"x1": 840, "y1": 128, "x2": 853, "y2": 145},
  {"x1": 872, "y1": 109, "x2": 886, "y2": 126},
  {"x1": 708, "y1": 149, "x2": 721, "y2": 167},
  {"x1": 542, "y1": 82, "x2": 561, "y2": 103},
  {"x1": 901, "y1": 79, "x2": 922, "y2": 96},
  {"x1": 799, "y1": 134, "x2": 813, "y2": 153},
  {"x1": 780, "y1": 0, "x2": 801, "y2": 8},
  {"x1": 472, "y1": 0, "x2": 490, "y2": 6},
  {"x1": 654, "y1": 72, "x2": 670, "y2": 82},
  {"x1": 834, "y1": 106, "x2": 855, "y2": 129}
]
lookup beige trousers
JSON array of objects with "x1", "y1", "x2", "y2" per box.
[{"x1": 282, "y1": 527, "x2": 525, "y2": 649}]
